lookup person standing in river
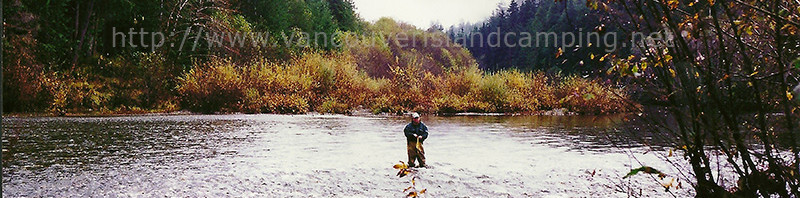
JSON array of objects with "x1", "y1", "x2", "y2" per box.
[{"x1": 404, "y1": 112, "x2": 428, "y2": 168}]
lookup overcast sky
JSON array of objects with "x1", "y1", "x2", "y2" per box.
[{"x1": 351, "y1": 0, "x2": 513, "y2": 29}]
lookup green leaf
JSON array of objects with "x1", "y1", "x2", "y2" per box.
[{"x1": 793, "y1": 57, "x2": 800, "y2": 69}]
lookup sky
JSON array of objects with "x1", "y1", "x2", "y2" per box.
[{"x1": 351, "y1": 0, "x2": 513, "y2": 29}]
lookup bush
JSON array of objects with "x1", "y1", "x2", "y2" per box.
[
  {"x1": 3, "y1": 30, "x2": 54, "y2": 112},
  {"x1": 173, "y1": 18, "x2": 636, "y2": 116},
  {"x1": 178, "y1": 52, "x2": 380, "y2": 114},
  {"x1": 478, "y1": 73, "x2": 508, "y2": 112},
  {"x1": 177, "y1": 59, "x2": 246, "y2": 113},
  {"x1": 48, "y1": 76, "x2": 113, "y2": 113},
  {"x1": 176, "y1": 53, "x2": 635, "y2": 115},
  {"x1": 556, "y1": 76, "x2": 631, "y2": 114},
  {"x1": 297, "y1": 52, "x2": 377, "y2": 113},
  {"x1": 430, "y1": 68, "x2": 556, "y2": 114},
  {"x1": 498, "y1": 70, "x2": 556, "y2": 112}
]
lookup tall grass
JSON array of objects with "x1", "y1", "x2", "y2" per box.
[
  {"x1": 178, "y1": 58, "x2": 247, "y2": 113},
  {"x1": 178, "y1": 52, "x2": 381, "y2": 114},
  {"x1": 432, "y1": 68, "x2": 556, "y2": 114},
  {"x1": 556, "y1": 76, "x2": 633, "y2": 114},
  {"x1": 177, "y1": 51, "x2": 633, "y2": 115},
  {"x1": 3, "y1": 50, "x2": 180, "y2": 114},
  {"x1": 175, "y1": 17, "x2": 635, "y2": 115}
]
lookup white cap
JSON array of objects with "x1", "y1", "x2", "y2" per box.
[{"x1": 411, "y1": 112, "x2": 420, "y2": 118}]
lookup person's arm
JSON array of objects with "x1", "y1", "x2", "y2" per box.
[
  {"x1": 404, "y1": 124, "x2": 417, "y2": 139},
  {"x1": 419, "y1": 123, "x2": 429, "y2": 141}
]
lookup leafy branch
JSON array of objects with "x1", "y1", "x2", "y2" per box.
[{"x1": 393, "y1": 161, "x2": 427, "y2": 197}]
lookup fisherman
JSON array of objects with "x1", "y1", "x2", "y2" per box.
[{"x1": 404, "y1": 112, "x2": 428, "y2": 168}]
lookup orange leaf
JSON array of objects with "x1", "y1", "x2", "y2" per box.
[
  {"x1": 555, "y1": 48, "x2": 563, "y2": 59},
  {"x1": 403, "y1": 186, "x2": 413, "y2": 193},
  {"x1": 397, "y1": 170, "x2": 410, "y2": 177},
  {"x1": 666, "y1": 0, "x2": 679, "y2": 9},
  {"x1": 599, "y1": 53, "x2": 609, "y2": 62},
  {"x1": 394, "y1": 163, "x2": 408, "y2": 170}
]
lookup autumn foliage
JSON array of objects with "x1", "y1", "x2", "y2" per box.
[
  {"x1": 177, "y1": 19, "x2": 633, "y2": 115},
  {"x1": 4, "y1": 1, "x2": 633, "y2": 116},
  {"x1": 393, "y1": 161, "x2": 427, "y2": 197}
]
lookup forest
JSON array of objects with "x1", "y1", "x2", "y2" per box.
[
  {"x1": 448, "y1": 0, "x2": 622, "y2": 74},
  {"x1": 3, "y1": 0, "x2": 631, "y2": 115}
]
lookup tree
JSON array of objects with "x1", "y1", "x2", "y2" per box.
[
  {"x1": 451, "y1": 0, "x2": 611, "y2": 73},
  {"x1": 599, "y1": 0, "x2": 800, "y2": 196},
  {"x1": 326, "y1": 0, "x2": 361, "y2": 32}
]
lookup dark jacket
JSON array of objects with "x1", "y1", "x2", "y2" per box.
[{"x1": 404, "y1": 122, "x2": 428, "y2": 143}]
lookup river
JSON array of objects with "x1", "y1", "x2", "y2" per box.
[{"x1": 2, "y1": 114, "x2": 694, "y2": 197}]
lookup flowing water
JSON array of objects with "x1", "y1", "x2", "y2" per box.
[{"x1": 2, "y1": 114, "x2": 695, "y2": 197}]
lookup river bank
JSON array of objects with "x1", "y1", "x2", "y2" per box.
[{"x1": 1, "y1": 107, "x2": 590, "y2": 119}]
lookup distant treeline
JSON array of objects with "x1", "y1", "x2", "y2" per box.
[{"x1": 448, "y1": 0, "x2": 625, "y2": 74}]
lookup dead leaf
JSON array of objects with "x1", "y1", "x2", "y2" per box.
[
  {"x1": 555, "y1": 48, "x2": 563, "y2": 58},
  {"x1": 397, "y1": 170, "x2": 411, "y2": 178},
  {"x1": 394, "y1": 162, "x2": 408, "y2": 170},
  {"x1": 403, "y1": 186, "x2": 413, "y2": 192},
  {"x1": 667, "y1": 0, "x2": 679, "y2": 10}
]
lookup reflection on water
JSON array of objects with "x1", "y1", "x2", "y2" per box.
[
  {"x1": 3, "y1": 116, "x2": 255, "y2": 171},
  {"x1": 427, "y1": 114, "x2": 640, "y2": 151},
  {"x1": 2, "y1": 114, "x2": 689, "y2": 197}
]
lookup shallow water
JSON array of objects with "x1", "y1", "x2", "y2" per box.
[{"x1": 2, "y1": 114, "x2": 694, "y2": 197}]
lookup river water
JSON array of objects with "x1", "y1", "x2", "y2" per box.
[{"x1": 2, "y1": 114, "x2": 695, "y2": 197}]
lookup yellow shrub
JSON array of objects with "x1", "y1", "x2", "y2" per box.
[
  {"x1": 177, "y1": 58, "x2": 246, "y2": 113},
  {"x1": 557, "y1": 76, "x2": 631, "y2": 114},
  {"x1": 497, "y1": 70, "x2": 556, "y2": 112},
  {"x1": 177, "y1": 52, "x2": 633, "y2": 115}
]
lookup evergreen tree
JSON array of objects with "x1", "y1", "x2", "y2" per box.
[
  {"x1": 326, "y1": 0, "x2": 362, "y2": 32},
  {"x1": 449, "y1": 0, "x2": 616, "y2": 74}
]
